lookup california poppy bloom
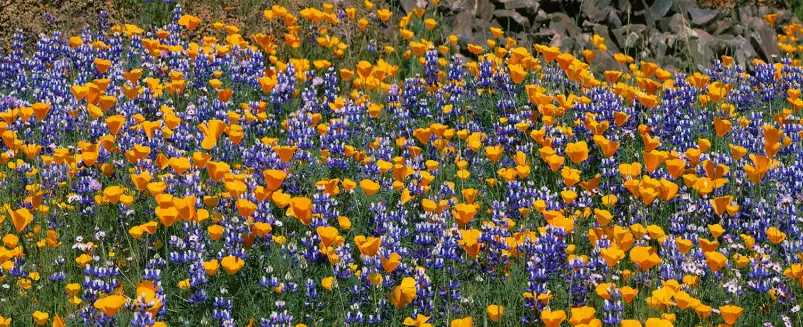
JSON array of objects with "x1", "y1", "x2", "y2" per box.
[
  {"x1": 354, "y1": 235, "x2": 381, "y2": 256},
  {"x1": 630, "y1": 246, "x2": 661, "y2": 270},
  {"x1": 178, "y1": 15, "x2": 202, "y2": 30},
  {"x1": 388, "y1": 277, "x2": 417, "y2": 308},
  {"x1": 448, "y1": 203, "x2": 477, "y2": 227},
  {"x1": 32, "y1": 311, "x2": 48, "y2": 325},
  {"x1": 450, "y1": 317, "x2": 473, "y2": 327},
  {"x1": 719, "y1": 304, "x2": 743, "y2": 325},
  {"x1": 93, "y1": 295, "x2": 127, "y2": 317},
  {"x1": 486, "y1": 305, "x2": 504, "y2": 323},
  {"x1": 287, "y1": 197, "x2": 313, "y2": 225},
  {"x1": 221, "y1": 255, "x2": 245, "y2": 274}
]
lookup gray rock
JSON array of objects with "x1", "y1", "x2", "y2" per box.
[
  {"x1": 612, "y1": 24, "x2": 647, "y2": 49},
  {"x1": 687, "y1": 7, "x2": 718, "y2": 26},
  {"x1": 500, "y1": 0, "x2": 540, "y2": 12},
  {"x1": 692, "y1": 28, "x2": 715, "y2": 43},
  {"x1": 658, "y1": 13, "x2": 685, "y2": 34},
  {"x1": 451, "y1": 11, "x2": 476, "y2": 41},
  {"x1": 731, "y1": 23, "x2": 745, "y2": 36},
  {"x1": 648, "y1": 30, "x2": 671, "y2": 60},
  {"x1": 648, "y1": 0, "x2": 674, "y2": 21},
  {"x1": 582, "y1": 0, "x2": 614, "y2": 23},
  {"x1": 747, "y1": 17, "x2": 779, "y2": 60},
  {"x1": 441, "y1": 0, "x2": 474, "y2": 14},
  {"x1": 400, "y1": 0, "x2": 428, "y2": 13},
  {"x1": 477, "y1": 0, "x2": 495, "y2": 21},
  {"x1": 592, "y1": 51, "x2": 621, "y2": 71},
  {"x1": 469, "y1": 19, "x2": 494, "y2": 43},
  {"x1": 711, "y1": 35, "x2": 757, "y2": 67},
  {"x1": 544, "y1": 29, "x2": 575, "y2": 52},
  {"x1": 670, "y1": 0, "x2": 695, "y2": 14},
  {"x1": 515, "y1": 31, "x2": 537, "y2": 45},
  {"x1": 616, "y1": 0, "x2": 632, "y2": 14},
  {"x1": 607, "y1": 9, "x2": 623, "y2": 29},
  {"x1": 777, "y1": 11, "x2": 794, "y2": 28},
  {"x1": 549, "y1": 12, "x2": 582, "y2": 38},
  {"x1": 713, "y1": 18, "x2": 736, "y2": 35},
  {"x1": 534, "y1": 9, "x2": 550, "y2": 23},
  {"x1": 494, "y1": 9, "x2": 531, "y2": 30},
  {"x1": 687, "y1": 29, "x2": 716, "y2": 71},
  {"x1": 737, "y1": 5, "x2": 755, "y2": 23}
]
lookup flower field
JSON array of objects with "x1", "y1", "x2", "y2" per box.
[{"x1": 0, "y1": 1, "x2": 803, "y2": 326}]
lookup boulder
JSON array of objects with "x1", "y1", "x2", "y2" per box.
[
  {"x1": 687, "y1": 28, "x2": 716, "y2": 71},
  {"x1": 440, "y1": 0, "x2": 472, "y2": 13},
  {"x1": 400, "y1": 0, "x2": 428, "y2": 13},
  {"x1": 687, "y1": 8, "x2": 718, "y2": 27},
  {"x1": 711, "y1": 35, "x2": 757, "y2": 68},
  {"x1": 547, "y1": 29, "x2": 575, "y2": 52},
  {"x1": 658, "y1": 13, "x2": 685, "y2": 34},
  {"x1": 670, "y1": 0, "x2": 696, "y2": 15},
  {"x1": 747, "y1": 17, "x2": 779, "y2": 60},
  {"x1": 737, "y1": 5, "x2": 756, "y2": 23},
  {"x1": 758, "y1": 6, "x2": 771, "y2": 17},
  {"x1": 534, "y1": 9, "x2": 551, "y2": 23},
  {"x1": 612, "y1": 24, "x2": 647, "y2": 50},
  {"x1": 477, "y1": 0, "x2": 495, "y2": 21},
  {"x1": 648, "y1": 30, "x2": 671, "y2": 60},
  {"x1": 615, "y1": 0, "x2": 632, "y2": 15},
  {"x1": 451, "y1": 11, "x2": 476, "y2": 40},
  {"x1": 593, "y1": 51, "x2": 622, "y2": 71},
  {"x1": 607, "y1": 9, "x2": 623, "y2": 29},
  {"x1": 549, "y1": 12, "x2": 582, "y2": 38},
  {"x1": 713, "y1": 18, "x2": 736, "y2": 35},
  {"x1": 494, "y1": 9, "x2": 531, "y2": 31},
  {"x1": 647, "y1": 0, "x2": 673, "y2": 21},
  {"x1": 500, "y1": 0, "x2": 541, "y2": 13},
  {"x1": 582, "y1": 0, "x2": 614, "y2": 23}
]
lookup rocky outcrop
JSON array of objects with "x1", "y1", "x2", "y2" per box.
[{"x1": 423, "y1": 0, "x2": 800, "y2": 71}]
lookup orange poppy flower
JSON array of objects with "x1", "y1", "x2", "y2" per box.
[
  {"x1": 221, "y1": 255, "x2": 245, "y2": 274},
  {"x1": 32, "y1": 311, "x2": 49, "y2": 325},
  {"x1": 704, "y1": 251, "x2": 727, "y2": 271},
  {"x1": 236, "y1": 198, "x2": 257, "y2": 217},
  {"x1": 273, "y1": 145, "x2": 297, "y2": 163},
  {"x1": 630, "y1": 246, "x2": 661, "y2": 270},
  {"x1": 381, "y1": 253, "x2": 401, "y2": 273},
  {"x1": 459, "y1": 229, "x2": 482, "y2": 258},
  {"x1": 719, "y1": 304, "x2": 743, "y2": 325},
  {"x1": 710, "y1": 195, "x2": 733, "y2": 216},
  {"x1": 620, "y1": 286, "x2": 638, "y2": 304},
  {"x1": 360, "y1": 179, "x2": 381, "y2": 196},
  {"x1": 203, "y1": 259, "x2": 220, "y2": 276},
  {"x1": 354, "y1": 235, "x2": 381, "y2": 256},
  {"x1": 316, "y1": 226, "x2": 340, "y2": 248},
  {"x1": 565, "y1": 141, "x2": 589, "y2": 164},
  {"x1": 199, "y1": 119, "x2": 227, "y2": 150},
  {"x1": 178, "y1": 15, "x2": 201, "y2": 30},
  {"x1": 486, "y1": 305, "x2": 505, "y2": 323},
  {"x1": 450, "y1": 317, "x2": 473, "y2": 327},
  {"x1": 767, "y1": 226, "x2": 787, "y2": 244},
  {"x1": 451, "y1": 203, "x2": 477, "y2": 227},
  {"x1": 7, "y1": 207, "x2": 33, "y2": 233},
  {"x1": 287, "y1": 197, "x2": 313, "y2": 225},
  {"x1": 388, "y1": 277, "x2": 416, "y2": 308},
  {"x1": 600, "y1": 246, "x2": 624, "y2": 267},
  {"x1": 93, "y1": 295, "x2": 127, "y2": 317},
  {"x1": 539, "y1": 309, "x2": 564, "y2": 327}
]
